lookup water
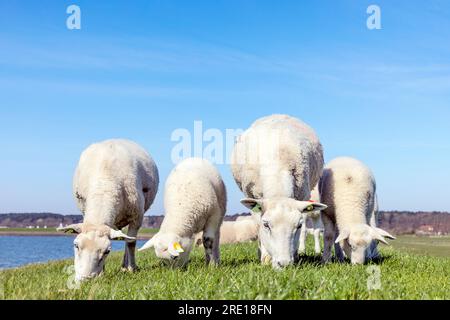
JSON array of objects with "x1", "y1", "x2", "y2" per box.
[{"x1": 0, "y1": 236, "x2": 147, "y2": 270}]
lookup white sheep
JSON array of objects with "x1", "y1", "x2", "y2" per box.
[
  {"x1": 195, "y1": 216, "x2": 259, "y2": 246},
  {"x1": 319, "y1": 157, "x2": 395, "y2": 265},
  {"x1": 58, "y1": 139, "x2": 159, "y2": 281},
  {"x1": 299, "y1": 186, "x2": 324, "y2": 255},
  {"x1": 231, "y1": 114, "x2": 327, "y2": 269},
  {"x1": 220, "y1": 219, "x2": 259, "y2": 244},
  {"x1": 139, "y1": 158, "x2": 227, "y2": 267}
]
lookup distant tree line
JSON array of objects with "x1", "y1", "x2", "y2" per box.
[{"x1": 0, "y1": 211, "x2": 449, "y2": 235}]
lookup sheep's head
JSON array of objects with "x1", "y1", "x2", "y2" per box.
[
  {"x1": 241, "y1": 197, "x2": 327, "y2": 269},
  {"x1": 139, "y1": 232, "x2": 192, "y2": 267},
  {"x1": 57, "y1": 224, "x2": 135, "y2": 282},
  {"x1": 335, "y1": 224, "x2": 396, "y2": 264}
]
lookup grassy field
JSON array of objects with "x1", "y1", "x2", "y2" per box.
[
  {"x1": 1, "y1": 237, "x2": 449, "y2": 300},
  {"x1": 390, "y1": 236, "x2": 450, "y2": 258}
]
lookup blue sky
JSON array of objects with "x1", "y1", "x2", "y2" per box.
[{"x1": 0, "y1": 0, "x2": 449, "y2": 215}]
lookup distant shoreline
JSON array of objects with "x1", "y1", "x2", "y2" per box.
[
  {"x1": 0, "y1": 231, "x2": 73, "y2": 237},
  {"x1": 0, "y1": 231, "x2": 155, "y2": 240}
]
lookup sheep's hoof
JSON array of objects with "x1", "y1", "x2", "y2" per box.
[
  {"x1": 121, "y1": 266, "x2": 139, "y2": 273},
  {"x1": 208, "y1": 262, "x2": 220, "y2": 268},
  {"x1": 206, "y1": 258, "x2": 220, "y2": 267}
]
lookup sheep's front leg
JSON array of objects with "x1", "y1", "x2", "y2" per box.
[
  {"x1": 259, "y1": 240, "x2": 272, "y2": 265},
  {"x1": 312, "y1": 217, "x2": 322, "y2": 255},
  {"x1": 334, "y1": 236, "x2": 345, "y2": 262},
  {"x1": 122, "y1": 224, "x2": 139, "y2": 272},
  {"x1": 212, "y1": 228, "x2": 221, "y2": 264},
  {"x1": 298, "y1": 222, "x2": 308, "y2": 254},
  {"x1": 368, "y1": 240, "x2": 380, "y2": 261},
  {"x1": 322, "y1": 213, "x2": 336, "y2": 264},
  {"x1": 203, "y1": 212, "x2": 223, "y2": 266}
]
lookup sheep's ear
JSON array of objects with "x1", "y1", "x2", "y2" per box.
[
  {"x1": 57, "y1": 224, "x2": 83, "y2": 234},
  {"x1": 168, "y1": 242, "x2": 184, "y2": 257},
  {"x1": 335, "y1": 230, "x2": 350, "y2": 244},
  {"x1": 297, "y1": 201, "x2": 327, "y2": 214},
  {"x1": 372, "y1": 233, "x2": 389, "y2": 245},
  {"x1": 241, "y1": 198, "x2": 263, "y2": 213},
  {"x1": 139, "y1": 236, "x2": 157, "y2": 252},
  {"x1": 110, "y1": 229, "x2": 136, "y2": 242},
  {"x1": 370, "y1": 228, "x2": 391, "y2": 245},
  {"x1": 374, "y1": 228, "x2": 396, "y2": 240}
]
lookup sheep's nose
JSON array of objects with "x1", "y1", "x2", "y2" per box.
[
  {"x1": 274, "y1": 259, "x2": 292, "y2": 268},
  {"x1": 273, "y1": 261, "x2": 288, "y2": 270},
  {"x1": 76, "y1": 275, "x2": 89, "y2": 282}
]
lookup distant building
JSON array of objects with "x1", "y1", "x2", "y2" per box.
[{"x1": 415, "y1": 225, "x2": 436, "y2": 236}]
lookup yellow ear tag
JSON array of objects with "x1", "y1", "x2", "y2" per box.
[
  {"x1": 174, "y1": 242, "x2": 184, "y2": 253},
  {"x1": 252, "y1": 204, "x2": 262, "y2": 213},
  {"x1": 262, "y1": 255, "x2": 272, "y2": 265}
]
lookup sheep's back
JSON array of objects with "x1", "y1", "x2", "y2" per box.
[
  {"x1": 320, "y1": 157, "x2": 376, "y2": 224},
  {"x1": 231, "y1": 114, "x2": 324, "y2": 201},
  {"x1": 163, "y1": 158, "x2": 226, "y2": 234},
  {"x1": 73, "y1": 139, "x2": 159, "y2": 218}
]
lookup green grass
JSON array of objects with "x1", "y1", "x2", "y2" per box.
[
  {"x1": 1, "y1": 237, "x2": 449, "y2": 300},
  {"x1": 390, "y1": 236, "x2": 450, "y2": 258},
  {"x1": 138, "y1": 228, "x2": 159, "y2": 234}
]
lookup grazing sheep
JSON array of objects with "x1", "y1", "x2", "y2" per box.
[
  {"x1": 220, "y1": 218, "x2": 259, "y2": 244},
  {"x1": 58, "y1": 139, "x2": 159, "y2": 281},
  {"x1": 299, "y1": 186, "x2": 324, "y2": 255},
  {"x1": 319, "y1": 157, "x2": 395, "y2": 265},
  {"x1": 231, "y1": 114, "x2": 327, "y2": 269},
  {"x1": 195, "y1": 216, "x2": 259, "y2": 246},
  {"x1": 140, "y1": 158, "x2": 227, "y2": 267}
]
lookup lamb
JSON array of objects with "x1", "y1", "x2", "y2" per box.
[
  {"x1": 231, "y1": 114, "x2": 327, "y2": 269},
  {"x1": 139, "y1": 158, "x2": 227, "y2": 267},
  {"x1": 299, "y1": 186, "x2": 324, "y2": 255},
  {"x1": 220, "y1": 219, "x2": 259, "y2": 244},
  {"x1": 58, "y1": 139, "x2": 159, "y2": 281},
  {"x1": 195, "y1": 216, "x2": 259, "y2": 246},
  {"x1": 319, "y1": 157, "x2": 395, "y2": 265}
]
